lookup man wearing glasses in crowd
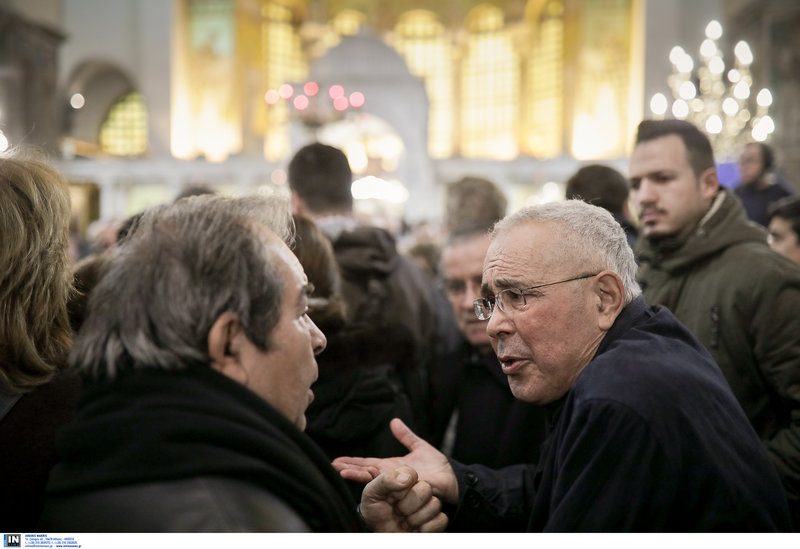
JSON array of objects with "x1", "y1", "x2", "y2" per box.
[{"x1": 334, "y1": 200, "x2": 792, "y2": 532}]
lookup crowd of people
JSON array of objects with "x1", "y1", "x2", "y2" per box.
[{"x1": 1, "y1": 118, "x2": 799, "y2": 533}]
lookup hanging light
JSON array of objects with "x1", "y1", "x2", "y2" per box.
[
  {"x1": 700, "y1": 39, "x2": 717, "y2": 58},
  {"x1": 708, "y1": 56, "x2": 725, "y2": 75},
  {"x1": 733, "y1": 80, "x2": 751, "y2": 99},
  {"x1": 678, "y1": 81, "x2": 696, "y2": 100},
  {"x1": 650, "y1": 93, "x2": 668, "y2": 116},
  {"x1": 70, "y1": 93, "x2": 86, "y2": 109},
  {"x1": 734, "y1": 41, "x2": 753, "y2": 65},
  {"x1": 722, "y1": 97, "x2": 739, "y2": 116},
  {"x1": 705, "y1": 20, "x2": 723, "y2": 40},
  {"x1": 706, "y1": 114, "x2": 723, "y2": 134},
  {"x1": 672, "y1": 99, "x2": 689, "y2": 119},
  {"x1": 669, "y1": 46, "x2": 686, "y2": 65}
]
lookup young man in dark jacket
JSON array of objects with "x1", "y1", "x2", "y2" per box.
[
  {"x1": 333, "y1": 201, "x2": 792, "y2": 532},
  {"x1": 41, "y1": 195, "x2": 446, "y2": 533},
  {"x1": 629, "y1": 119, "x2": 800, "y2": 526},
  {"x1": 288, "y1": 142, "x2": 444, "y2": 436}
]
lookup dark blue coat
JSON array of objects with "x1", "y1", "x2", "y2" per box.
[{"x1": 448, "y1": 297, "x2": 792, "y2": 532}]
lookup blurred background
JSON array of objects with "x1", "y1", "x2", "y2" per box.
[{"x1": 1, "y1": 0, "x2": 798, "y2": 241}]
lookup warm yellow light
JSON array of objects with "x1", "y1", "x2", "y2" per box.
[
  {"x1": 733, "y1": 80, "x2": 750, "y2": 99},
  {"x1": 727, "y1": 69, "x2": 741, "y2": 83},
  {"x1": 650, "y1": 93, "x2": 668, "y2": 115},
  {"x1": 571, "y1": 84, "x2": 621, "y2": 159},
  {"x1": 705, "y1": 114, "x2": 722, "y2": 134},
  {"x1": 700, "y1": 39, "x2": 717, "y2": 58},
  {"x1": 722, "y1": 97, "x2": 739, "y2": 115},
  {"x1": 676, "y1": 54, "x2": 694, "y2": 74},
  {"x1": 196, "y1": 97, "x2": 237, "y2": 163},
  {"x1": 734, "y1": 41, "x2": 753, "y2": 65},
  {"x1": 351, "y1": 176, "x2": 409, "y2": 204},
  {"x1": 345, "y1": 142, "x2": 368, "y2": 174},
  {"x1": 752, "y1": 118, "x2": 771, "y2": 142},
  {"x1": 705, "y1": 20, "x2": 723, "y2": 40},
  {"x1": 70, "y1": 93, "x2": 86, "y2": 109},
  {"x1": 672, "y1": 99, "x2": 689, "y2": 119},
  {"x1": 759, "y1": 115, "x2": 775, "y2": 134},
  {"x1": 708, "y1": 56, "x2": 725, "y2": 74},
  {"x1": 525, "y1": 181, "x2": 563, "y2": 206},
  {"x1": 679, "y1": 81, "x2": 696, "y2": 99},
  {"x1": 171, "y1": 96, "x2": 195, "y2": 159},
  {"x1": 757, "y1": 88, "x2": 773, "y2": 107},
  {"x1": 669, "y1": 46, "x2": 685, "y2": 65},
  {"x1": 0, "y1": 131, "x2": 8, "y2": 152}
]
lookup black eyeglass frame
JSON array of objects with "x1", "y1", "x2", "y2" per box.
[{"x1": 473, "y1": 273, "x2": 598, "y2": 320}]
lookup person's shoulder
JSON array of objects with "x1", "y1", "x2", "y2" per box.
[
  {"x1": 578, "y1": 309, "x2": 721, "y2": 403},
  {"x1": 721, "y1": 238, "x2": 800, "y2": 281},
  {"x1": 42, "y1": 476, "x2": 312, "y2": 532}
]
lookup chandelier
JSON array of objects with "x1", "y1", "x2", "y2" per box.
[
  {"x1": 265, "y1": 81, "x2": 366, "y2": 130},
  {"x1": 648, "y1": 20, "x2": 774, "y2": 160}
]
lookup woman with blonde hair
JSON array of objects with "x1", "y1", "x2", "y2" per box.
[{"x1": 0, "y1": 150, "x2": 82, "y2": 529}]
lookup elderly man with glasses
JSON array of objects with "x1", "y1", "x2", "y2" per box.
[{"x1": 334, "y1": 199, "x2": 792, "y2": 532}]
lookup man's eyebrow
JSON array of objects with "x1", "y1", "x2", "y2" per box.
[
  {"x1": 480, "y1": 277, "x2": 522, "y2": 296},
  {"x1": 296, "y1": 283, "x2": 314, "y2": 307}
]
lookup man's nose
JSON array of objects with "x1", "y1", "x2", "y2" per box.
[
  {"x1": 635, "y1": 179, "x2": 657, "y2": 205},
  {"x1": 309, "y1": 318, "x2": 327, "y2": 355},
  {"x1": 486, "y1": 304, "x2": 512, "y2": 339}
]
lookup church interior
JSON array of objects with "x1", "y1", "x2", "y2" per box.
[{"x1": 1, "y1": 0, "x2": 798, "y2": 240}]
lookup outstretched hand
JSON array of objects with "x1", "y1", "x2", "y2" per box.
[
  {"x1": 360, "y1": 466, "x2": 448, "y2": 533},
  {"x1": 333, "y1": 418, "x2": 459, "y2": 505}
]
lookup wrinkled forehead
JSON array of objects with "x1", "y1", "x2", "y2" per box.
[{"x1": 483, "y1": 221, "x2": 568, "y2": 284}]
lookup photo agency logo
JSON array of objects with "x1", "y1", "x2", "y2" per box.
[{"x1": 3, "y1": 534, "x2": 21, "y2": 547}]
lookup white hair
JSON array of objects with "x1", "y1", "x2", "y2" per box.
[{"x1": 492, "y1": 200, "x2": 641, "y2": 304}]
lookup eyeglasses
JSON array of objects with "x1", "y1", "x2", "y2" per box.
[{"x1": 473, "y1": 273, "x2": 598, "y2": 320}]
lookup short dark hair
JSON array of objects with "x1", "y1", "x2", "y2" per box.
[
  {"x1": 71, "y1": 196, "x2": 285, "y2": 379},
  {"x1": 768, "y1": 195, "x2": 800, "y2": 240},
  {"x1": 635, "y1": 119, "x2": 716, "y2": 178},
  {"x1": 288, "y1": 143, "x2": 353, "y2": 214},
  {"x1": 565, "y1": 164, "x2": 629, "y2": 216},
  {"x1": 445, "y1": 176, "x2": 507, "y2": 229},
  {"x1": 445, "y1": 220, "x2": 494, "y2": 247}
]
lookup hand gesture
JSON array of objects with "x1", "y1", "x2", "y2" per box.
[
  {"x1": 333, "y1": 418, "x2": 459, "y2": 504},
  {"x1": 360, "y1": 466, "x2": 448, "y2": 533}
]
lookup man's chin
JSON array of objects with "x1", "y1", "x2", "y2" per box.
[{"x1": 641, "y1": 225, "x2": 673, "y2": 241}]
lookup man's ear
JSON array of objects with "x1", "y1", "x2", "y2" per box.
[
  {"x1": 699, "y1": 167, "x2": 720, "y2": 202},
  {"x1": 593, "y1": 271, "x2": 625, "y2": 331},
  {"x1": 208, "y1": 311, "x2": 248, "y2": 386}
]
